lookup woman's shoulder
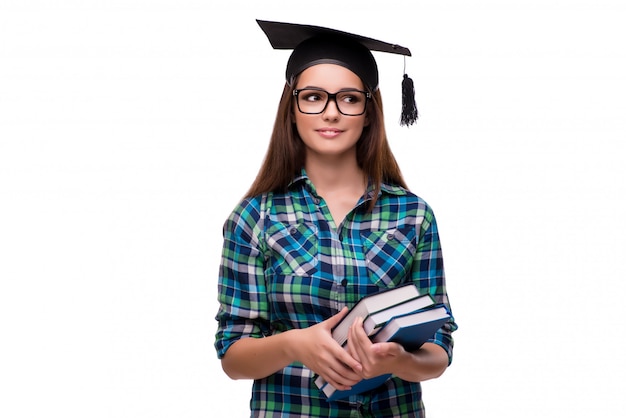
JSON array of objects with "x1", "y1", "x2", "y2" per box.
[
  {"x1": 222, "y1": 194, "x2": 272, "y2": 241},
  {"x1": 227, "y1": 193, "x2": 270, "y2": 220},
  {"x1": 381, "y1": 183, "x2": 433, "y2": 211}
]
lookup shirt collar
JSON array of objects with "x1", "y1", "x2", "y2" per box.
[{"x1": 288, "y1": 168, "x2": 407, "y2": 198}]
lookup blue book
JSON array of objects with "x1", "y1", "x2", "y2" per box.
[
  {"x1": 317, "y1": 305, "x2": 450, "y2": 401},
  {"x1": 371, "y1": 306, "x2": 450, "y2": 350},
  {"x1": 319, "y1": 373, "x2": 392, "y2": 401},
  {"x1": 362, "y1": 293, "x2": 436, "y2": 336}
]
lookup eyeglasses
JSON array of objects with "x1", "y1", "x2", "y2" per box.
[{"x1": 293, "y1": 88, "x2": 371, "y2": 116}]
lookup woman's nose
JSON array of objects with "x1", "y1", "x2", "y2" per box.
[{"x1": 322, "y1": 97, "x2": 340, "y2": 120}]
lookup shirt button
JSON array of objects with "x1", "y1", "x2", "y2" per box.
[
  {"x1": 341, "y1": 279, "x2": 348, "y2": 287},
  {"x1": 290, "y1": 227, "x2": 297, "y2": 235},
  {"x1": 387, "y1": 233, "x2": 395, "y2": 241}
]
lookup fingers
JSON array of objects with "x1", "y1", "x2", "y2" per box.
[
  {"x1": 347, "y1": 317, "x2": 370, "y2": 362},
  {"x1": 347, "y1": 317, "x2": 396, "y2": 379},
  {"x1": 337, "y1": 345, "x2": 362, "y2": 374},
  {"x1": 300, "y1": 310, "x2": 363, "y2": 389},
  {"x1": 324, "y1": 306, "x2": 349, "y2": 329},
  {"x1": 322, "y1": 361, "x2": 362, "y2": 390}
]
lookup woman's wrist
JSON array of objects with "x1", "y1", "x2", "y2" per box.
[{"x1": 393, "y1": 343, "x2": 448, "y2": 383}]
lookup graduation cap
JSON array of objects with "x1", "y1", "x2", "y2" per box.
[{"x1": 256, "y1": 19, "x2": 418, "y2": 126}]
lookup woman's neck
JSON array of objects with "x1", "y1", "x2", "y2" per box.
[
  {"x1": 305, "y1": 153, "x2": 367, "y2": 226},
  {"x1": 305, "y1": 153, "x2": 365, "y2": 195}
]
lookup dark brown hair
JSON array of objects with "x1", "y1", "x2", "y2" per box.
[{"x1": 245, "y1": 81, "x2": 408, "y2": 209}]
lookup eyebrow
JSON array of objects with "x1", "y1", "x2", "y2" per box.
[{"x1": 298, "y1": 86, "x2": 364, "y2": 92}]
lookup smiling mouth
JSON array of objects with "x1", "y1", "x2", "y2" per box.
[{"x1": 316, "y1": 128, "x2": 344, "y2": 138}]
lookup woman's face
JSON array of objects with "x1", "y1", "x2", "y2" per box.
[{"x1": 293, "y1": 64, "x2": 369, "y2": 161}]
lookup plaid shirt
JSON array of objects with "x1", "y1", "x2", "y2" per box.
[{"x1": 215, "y1": 171, "x2": 457, "y2": 417}]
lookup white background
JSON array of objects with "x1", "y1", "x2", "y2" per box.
[{"x1": 1, "y1": 0, "x2": 625, "y2": 417}]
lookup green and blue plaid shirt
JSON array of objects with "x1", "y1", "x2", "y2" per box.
[{"x1": 215, "y1": 171, "x2": 457, "y2": 417}]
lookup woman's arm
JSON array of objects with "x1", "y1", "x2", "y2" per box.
[
  {"x1": 394, "y1": 342, "x2": 449, "y2": 382},
  {"x1": 345, "y1": 202, "x2": 456, "y2": 383},
  {"x1": 221, "y1": 307, "x2": 364, "y2": 391}
]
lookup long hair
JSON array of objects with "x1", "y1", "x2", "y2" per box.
[{"x1": 245, "y1": 81, "x2": 408, "y2": 210}]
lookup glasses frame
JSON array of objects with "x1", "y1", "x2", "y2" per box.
[{"x1": 293, "y1": 87, "x2": 371, "y2": 116}]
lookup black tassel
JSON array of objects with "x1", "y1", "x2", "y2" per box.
[{"x1": 400, "y1": 73, "x2": 418, "y2": 126}]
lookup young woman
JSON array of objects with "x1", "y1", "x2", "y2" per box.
[{"x1": 214, "y1": 20, "x2": 457, "y2": 417}]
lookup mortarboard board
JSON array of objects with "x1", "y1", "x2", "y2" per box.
[{"x1": 256, "y1": 19, "x2": 418, "y2": 126}]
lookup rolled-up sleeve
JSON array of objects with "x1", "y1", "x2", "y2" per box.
[
  {"x1": 412, "y1": 205, "x2": 457, "y2": 365},
  {"x1": 214, "y1": 197, "x2": 269, "y2": 359}
]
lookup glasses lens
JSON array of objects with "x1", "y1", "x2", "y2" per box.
[
  {"x1": 297, "y1": 89, "x2": 367, "y2": 116},
  {"x1": 335, "y1": 91, "x2": 367, "y2": 115},
  {"x1": 297, "y1": 89, "x2": 328, "y2": 114}
]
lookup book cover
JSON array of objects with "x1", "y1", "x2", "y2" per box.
[
  {"x1": 371, "y1": 305, "x2": 450, "y2": 351},
  {"x1": 319, "y1": 373, "x2": 392, "y2": 401}
]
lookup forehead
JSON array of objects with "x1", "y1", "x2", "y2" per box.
[{"x1": 295, "y1": 64, "x2": 365, "y2": 91}]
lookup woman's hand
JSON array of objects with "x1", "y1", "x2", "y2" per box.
[
  {"x1": 346, "y1": 317, "x2": 407, "y2": 380},
  {"x1": 346, "y1": 316, "x2": 449, "y2": 383},
  {"x1": 290, "y1": 307, "x2": 363, "y2": 391}
]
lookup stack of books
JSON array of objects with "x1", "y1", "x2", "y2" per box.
[{"x1": 314, "y1": 283, "x2": 450, "y2": 401}]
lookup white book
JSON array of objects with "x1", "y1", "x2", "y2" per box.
[{"x1": 330, "y1": 284, "x2": 421, "y2": 347}]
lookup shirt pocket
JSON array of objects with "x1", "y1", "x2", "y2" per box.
[
  {"x1": 265, "y1": 221, "x2": 318, "y2": 277},
  {"x1": 361, "y1": 226, "x2": 416, "y2": 288}
]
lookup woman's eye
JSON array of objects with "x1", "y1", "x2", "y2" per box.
[
  {"x1": 340, "y1": 94, "x2": 361, "y2": 104},
  {"x1": 303, "y1": 93, "x2": 323, "y2": 102}
]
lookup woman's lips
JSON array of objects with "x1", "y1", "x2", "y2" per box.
[{"x1": 316, "y1": 128, "x2": 343, "y2": 139}]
